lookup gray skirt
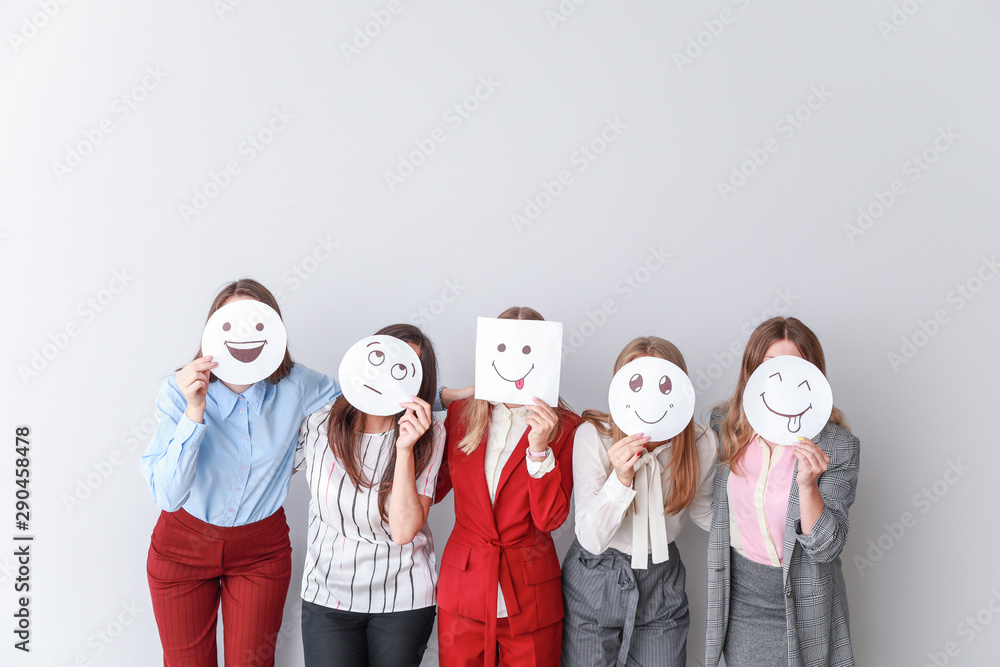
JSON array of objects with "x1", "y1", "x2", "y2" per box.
[
  {"x1": 561, "y1": 538, "x2": 688, "y2": 667},
  {"x1": 724, "y1": 548, "x2": 787, "y2": 667}
]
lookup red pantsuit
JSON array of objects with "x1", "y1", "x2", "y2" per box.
[
  {"x1": 435, "y1": 400, "x2": 581, "y2": 667},
  {"x1": 146, "y1": 507, "x2": 292, "y2": 667}
]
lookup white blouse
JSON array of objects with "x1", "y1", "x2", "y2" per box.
[
  {"x1": 295, "y1": 405, "x2": 446, "y2": 613},
  {"x1": 572, "y1": 421, "x2": 717, "y2": 568}
]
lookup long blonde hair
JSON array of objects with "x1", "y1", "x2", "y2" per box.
[
  {"x1": 582, "y1": 337, "x2": 701, "y2": 516},
  {"x1": 715, "y1": 316, "x2": 849, "y2": 474},
  {"x1": 458, "y1": 306, "x2": 571, "y2": 454}
]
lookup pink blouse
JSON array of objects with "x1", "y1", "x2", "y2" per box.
[{"x1": 727, "y1": 435, "x2": 796, "y2": 566}]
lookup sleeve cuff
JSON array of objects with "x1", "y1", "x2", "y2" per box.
[
  {"x1": 176, "y1": 413, "x2": 206, "y2": 445},
  {"x1": 525, "y1": 448, "x2": 555, "y2": 478},
  {"x1": 602, "y1": 470, "x2": 636, "y2": 507}
]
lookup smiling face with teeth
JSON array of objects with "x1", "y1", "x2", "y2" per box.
[
  {"x1": 201, "y1": 299, "x2": 288, "y2": 385},
  {"x1": 608, "y1": 356, "x2": 696, "y2": 441},
  {"x1": 743, "y1": 353, "x2": 833, "y2": 446}
]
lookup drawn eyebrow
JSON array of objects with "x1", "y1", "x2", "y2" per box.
[
  {"x1": 798, "y1": 380, "x2": 811, "y2": 390},
  {"x1": 366, "y1": 341, "x2": 381, "y2": 347},
  {"x1": 769, "y1": 372, "x2": 782, "y2": 381},
  {"x1": 411, "y1": 363, "x2": 416, "y2": 376}
]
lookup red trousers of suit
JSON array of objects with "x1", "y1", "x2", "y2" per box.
[
  {"x1": 437, "y1": 609, "x2": 561, "y2": 667},
  {"x1": 146, "y1": 508, "x2": 292, "y2": 667}
]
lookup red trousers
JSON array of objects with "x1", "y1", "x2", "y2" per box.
[
  {"x1": 437, "y1": 609, "x2": 561, "y2": 667},
  {"x1": 146, "y1": 508, "x2": 292, "y2": 667}
]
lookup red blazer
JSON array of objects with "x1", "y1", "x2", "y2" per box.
[{"x1": 435, "y1": 399, "x2": 580, "y2": 659}]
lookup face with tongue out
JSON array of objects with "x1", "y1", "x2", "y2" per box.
[
  {"x1": 201, "y1": 299, "x2": 288, "y2": 386},
  {"x1": 474, "y1": 316, "x2": 563, "y2": 406},
  {"x1": 743, "y1": 354, "x2": 833, "y2": 446}
]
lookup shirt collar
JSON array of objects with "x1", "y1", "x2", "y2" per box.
[
  {"x1": 490, "y1": 401, "x2": 528, "y2": 419},
  {"x1": 209, "y1": 379, "x2": 267, "y2": 419}
]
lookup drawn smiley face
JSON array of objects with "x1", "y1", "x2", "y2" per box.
[
  {"x1": 608, "y1": 357, "x2": 696, "y2": 441},
  {"x1": 743, "y1": 355, "x2": 833, "y2": 445},
  {"x1": 201, "y1": 299, "x2": 287, "y2": 385},
  {"x1": 338, "y1": 335, "x2": 423, "y2": 416},
  {"x1": 474, "y1": 316, "x2": 564, "y2": 405},
  {"x1": 491, "y1": 341, "x2": 534, "y2": 391}
]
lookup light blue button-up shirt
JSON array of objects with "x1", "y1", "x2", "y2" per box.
[{"x1": 140, "y1": 364, "x2": 340, "y2": 527}]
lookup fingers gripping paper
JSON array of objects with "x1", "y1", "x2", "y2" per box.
[{"x1": 474, "y1": 317, "x2": 563, "y2": 405}]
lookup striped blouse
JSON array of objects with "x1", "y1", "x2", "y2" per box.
[{"x1": 295, "y1": 404, "x2": 446, "y2": 613}]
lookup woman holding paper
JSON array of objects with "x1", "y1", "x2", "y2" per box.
[
  {"x1": 435, "y1": 306, "x2": 581, "y2": 667},
  {"x1": 561, "y1": 336, "x2": 717, "y2": 667},
  {"x1": 295, "y1": 324, "x2": 446, "y2": 667},
  {"x1": 141, "y1": 278, "x2": 342, "y2": 667},
  {"x1": 705, "y1": 317, "x2": 859, "y2": 667}
]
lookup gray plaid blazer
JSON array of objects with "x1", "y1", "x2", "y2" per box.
[{"x1": 705, "y1": 414, "x2": 860, "y2": 667}]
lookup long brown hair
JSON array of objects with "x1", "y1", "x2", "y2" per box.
[
  {"x1": 191, "y1": 278, "x2": 294, "y2": 384},
  {"x1": 458, "y1": 306, "x2": 572, "y2": 454},
  {"x1": 326, "y1": 323, "x2": 439, "y2": 521},
  {"x1": 582, "y1": 337, "x2": 701, "y2": 516},
  {"x1": 716, "y1": 316, "x2": 849, "y2": 474}
]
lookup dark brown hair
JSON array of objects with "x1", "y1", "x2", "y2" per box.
[
  {"x1": 716, "y1": 316, "x2": 848, "y2": 474},
  {"x1": 192, "y1": 278, "x2": 294, "y2": 384},
  {"x1": 326, "y1": 324, "x2": 439, "y2": 521},
  {"x1": 582, "y1": 336, "x2": 701, "y2": 515}
]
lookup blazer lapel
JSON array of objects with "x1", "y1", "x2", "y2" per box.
[{"x1": 465, "y1": 427, "x2": 499, "y2": 530}]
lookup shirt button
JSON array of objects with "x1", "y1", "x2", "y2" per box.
[
  {"x1": 243, "y1": 436, "x2": 248, "y2": 440},
  {"x1": 239, "y1": 409, "x2": 244, "y2": 414},
  {"x1": 228, "y1": 508, "x2": 234, "y2": 513},
  {"x1": 235, "y1": 487, "x2": 241, "y2": 492}
]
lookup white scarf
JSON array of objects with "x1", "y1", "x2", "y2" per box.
[{"x1": 631, "y1": 450, "x2": 670, "y2": 569}]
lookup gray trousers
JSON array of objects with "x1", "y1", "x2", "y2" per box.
[{"x1": 561, "y1": 539, "x2": 688, "y2": 667}]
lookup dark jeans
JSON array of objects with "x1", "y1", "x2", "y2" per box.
[{"x1": 301, "y1": 599, "x2": 436, "y2": 667}]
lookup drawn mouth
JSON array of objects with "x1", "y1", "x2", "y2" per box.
[
  {"x1": 760, "y1": 393, "x2": 812, "y2": 433},
  {"x1": 224, "y1": 340, "x2": 267, "y2": 363},
  {"x1": 634, "y1": 408, "x2": 668, "y2": 425},
  {"x1": 492, "y1": 361, "x2": 534, "y2": 390},
  {"x1": 364, "y1": 384, "x2": 382, "y2": 395}
]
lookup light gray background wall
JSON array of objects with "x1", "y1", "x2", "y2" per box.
[{"x1": 2, "y1": 1, "x2": 999, "y2": 665}]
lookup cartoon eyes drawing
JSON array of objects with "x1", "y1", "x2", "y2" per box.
[
  {"x1": 223, "y1": 322, "x2": 231, "y2": 331},
  {"x1": 369, "y1": 349, "x2": 385, "y2": 366},
  {"x1": 497, "y1": 343, "x2": 506, "y2": 352},
  {"x1": 391, "y1": 363, "x2": 409, "y2": 380},
  {"x1": 799, "y1": 380, "x2": 810, "y2": 390},
  {"x1": 491, "y1": 341, "x2": 535, "y2": 390},
  {"x1": 659, "y1": 375, "x2": 672, "y2": 395},
  {"x1": 628, "y1": 374, "x2": 673, "y2": 395},
  {"x1": 522, "y1": 345, "x2": 531, "y2": 354},
  {"x1": 629, "y1": 374, "x2": 643, "y2": 392}
]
